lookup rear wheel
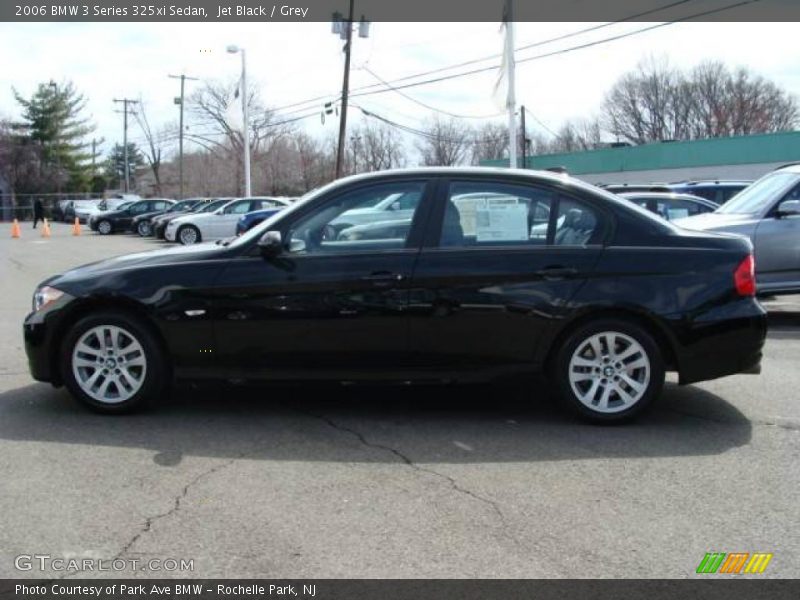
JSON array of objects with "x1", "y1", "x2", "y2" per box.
[
  {"x1": 97, "y1": 220, "x2": 112, "y2": 235},
  {"x1": 61, "y1": 312, "x2": 168, "y2": 413},
  {"x1": 552, "y1": 319, "x2": 664, "y2": 423},
  {"x1": 137, "y1": 221, "x2": 151, "y2": 237},
  {"x1": 178, "y1": 224, "x2": 201, "y2": 245}
]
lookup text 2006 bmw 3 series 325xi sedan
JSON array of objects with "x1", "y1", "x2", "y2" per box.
[{"x1": 23, "y1": 167, "x2": 767, "y2": 422}]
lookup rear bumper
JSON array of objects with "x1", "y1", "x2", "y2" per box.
[{"x1": 674, "y1": 298, "x2": 767, "y2": 385}]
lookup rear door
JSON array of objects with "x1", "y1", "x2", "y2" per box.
[{"x1": 406, "y1": 177, "x2": 608, "y2": 372}]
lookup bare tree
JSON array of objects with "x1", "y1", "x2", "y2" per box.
[
  {"x1": 603, "y1": 57, "x2": 798, "y2": 144},
  {"x1": 415, "y1": 116, "x2": 473, "y2": 166},
  {"x1": 350, "y1": 120, "x2": 406, "y2": 173},
  {"x1": 471, "y1": 121, "x2": 508, "y2": 165},
  {"x1": 134, "y1": 99, "x2": 172, "y2": 195}
]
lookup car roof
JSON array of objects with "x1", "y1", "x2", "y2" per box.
[{"x1": 669, "y1": 180, "x2": 752, "y2": 187}]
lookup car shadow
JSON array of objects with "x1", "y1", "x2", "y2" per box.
[{"x1": 0, "y1": 379, "x2": 751, "y2": 467}]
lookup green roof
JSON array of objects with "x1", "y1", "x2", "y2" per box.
[{"x1": 482, "y1": 130, "x2": 800, "y2": 174}]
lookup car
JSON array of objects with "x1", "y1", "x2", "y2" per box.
[
  {"x1": 165, "y1": 197, "x2": 291, "y2": 245},
  {"x1": 235, "y1": 206, "x2": 287, "y2": 235},
  {"x1": 24, "y1": 167, "x2": 766, "y2": 422},
  {"x1": 74, "y1": 197, "x2": 135, "y2": 223},
  {"x1": 65, "y1": 199, "x2": 100, "y2": 223},
  {"x1": 131, "y1": 199, "x2": 200, "y2": 237},
  {"x1": 600, "y1": 183, "x2": 672, "y2": 194},
  {"x1": 89, "y1": 199, "x2": 174, "y2": 235},
  {"x1": 618, "y1": 192, "x2": 719, "y2": 221},
  {"x1": 675, "y1": 164, "x2": 800, "y2": 295},
  {"x1": 667, "y1": 180, "x2": 751, "y2": 205},
  {"x1": 151, "y1": 198, "x2": 230, "y2": 240}
]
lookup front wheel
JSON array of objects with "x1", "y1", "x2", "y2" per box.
[
  {"x1": 61, "y1": 312, "x2": 168, "y2": 413},
  {"x1": 97, "y1": 220, "x2": 112, "y2": 235},
  {"x1": 137, "y1": 221, "x2": 151, "y2": 237},
  {"x1": 177, "y1": 224, "x2": 201, "y2": 245},
  {"x1": 552, "y1": 319, "x2": 665, "y2": 423}
]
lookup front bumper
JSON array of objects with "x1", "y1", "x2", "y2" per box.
[
  {"x1": 23, "y1": 293, "x2": 76, "y2": 385},
  {"x1": 165, "y1": 226, "x2": 178, "y2": 241}
]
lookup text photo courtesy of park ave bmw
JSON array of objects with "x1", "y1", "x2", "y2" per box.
[{"x1": 1, "y1": 0, "x2": 799, "y2": 597}]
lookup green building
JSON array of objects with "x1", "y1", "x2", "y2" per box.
[{"x1": 481, "y1": 131, "x2": 800, "y2": 184}]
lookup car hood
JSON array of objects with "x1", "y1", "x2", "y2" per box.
[
  {"x1": 92, "y1": 209, "x2": 128, "y2": 220},
  {"x1": 44, "y1": 243, "x2": 226, "y2": 288},
  {"x1": 673, "y1": 212, "x2": 759, "y2": 231},
  {"x1": 169, "y1": 213, "x2": 215, "y2": 226}
]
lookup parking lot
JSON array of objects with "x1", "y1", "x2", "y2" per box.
[{"x1": 1, "y1": 222, "x2": 798, "y2": 578}]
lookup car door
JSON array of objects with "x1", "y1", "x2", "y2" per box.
[
  {"x1": 754, "y1": 182, "x2": 800, "y2": 290},
  {"x1": 212, "y1": 200, "x2": 252, "y2": 238},
  {"x1": 406, "y1": 177, "x2": 608, "y2": 372},
  {"x1": 210, "y1": 178, "x2": 435, "y2": 378},
  {"x1": 121, "y1": 201, "x2": 150, "y2": 228}
]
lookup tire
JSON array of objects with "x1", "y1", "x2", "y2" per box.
[
  {"x1": 551, "y1": 318, "x2": 665, "y2": 423},
  {"x1": 177, "y1": 224, "x2": 201, "y2": 245},
  {"x1": 97, "y1": 220, "x2": 113, "y2": 235},
  {"x1": 60, "y1": 312, "x2": 168, "y2": 414},
  {"x1": 137, "y1": 221, "x2": 151, "y2": 237}
]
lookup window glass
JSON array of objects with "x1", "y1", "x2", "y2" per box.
[
  {"x1": 130, "y1": 203, "x2": 148, "y2": 214},
  {"x1": 553, "y1": 198, "x2": 599, "y2": 246},
  {"x1": 287, "y1": 181, "x2": 425, "y2": 255},
  {"x1": 719, "y1": 172, "x2": 800, "y2": 214},
  {"x1": 225, "y1": 201, "x2": 251, "y2": 215},
  {"x1": 441, "y1": 182, "x2": 557, "y2": 247}
]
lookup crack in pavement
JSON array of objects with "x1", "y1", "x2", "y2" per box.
[{"x1": 297, "y1": 408, "x2": 530, "y2": 555}]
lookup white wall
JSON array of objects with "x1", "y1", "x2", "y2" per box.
[{"x1": 573, "y1": 162, "x2": 790, "y2": 185}]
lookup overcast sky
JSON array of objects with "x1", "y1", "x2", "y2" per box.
[{"x1": 1, "y1": 21, "x2": 798, "y2": 158}]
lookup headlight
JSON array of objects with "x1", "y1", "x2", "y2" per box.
[{"x1": 32, "y1": 286, "x2": 64, "y2": 312}]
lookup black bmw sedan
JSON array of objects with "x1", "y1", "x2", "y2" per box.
[{"x1": 24, "y1": 168, "x2": 766, "y2": 422}]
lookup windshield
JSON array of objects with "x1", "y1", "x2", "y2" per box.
[
  {"x1": 116, "y1": 202, "x2": 132, "y2": 211},
  {"x1": 168, "y1": 200, "x2": 196, "y2": 212},
  {"x1": 718, "y1": 172, "x2": 800, "y2": 215}
]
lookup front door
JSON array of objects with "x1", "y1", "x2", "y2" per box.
[
  {"x1": 755, "y1": 183, "x2": 800, "y2": 290},
  {"x1": 407, "y1": 178, "x2": 607, "y2": 374},
  {"x1": 211, "y1": 178, "x2": 434, "y2": 379}
]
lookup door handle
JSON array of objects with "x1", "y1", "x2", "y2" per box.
[
  {"x1": 361, "y1": 271, "x2": 405, "y2": 287},
  {"x1": 535, "y1": 266, "x2": 578, "y2": 280}
]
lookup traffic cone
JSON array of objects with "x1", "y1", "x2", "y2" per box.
[
  {"x1": 41, "y1": 218, "x2": 51, "y2": 238},
  {"x1": 72, "y1": 217, "x2": 81, "y2": 236},
  {"x1": 11, "y1": 219, "x2": 21, "y2": 238}
]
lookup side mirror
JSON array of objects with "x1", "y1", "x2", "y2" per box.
[
  {"x1": 258, "y1": 230, "x2": 283, "y2": 258},
  {"x1": 776, "y1": 199, "x2": 800, "y2": 217}
]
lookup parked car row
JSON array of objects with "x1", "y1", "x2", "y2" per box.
[{"x1": 87, "y1": 196, "x2": 296, "y2": 245}]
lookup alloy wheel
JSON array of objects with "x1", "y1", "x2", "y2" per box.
[
  {"x1": 71, "y1": 325, "x2": 147, "y2": 404},
  {"x1": 137, "y1": 221, "x2": 151, "y2": 236},
  {"x1": 179, "y1": 226, "x2": 198, "y2": 245},
  {"x1": 567, "y1": 331, "x2": 651, "y2": 414},
  {"x1": 98, "y1": 221, "x2": 112, "y2": 235}
]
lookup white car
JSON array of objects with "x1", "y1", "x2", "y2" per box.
[
  {"x1": 165, "y1": 197, "x2": 291, "y2": 245},
  {"x1": 74, "y1": 197, "x2": 136, "y2": 222}
]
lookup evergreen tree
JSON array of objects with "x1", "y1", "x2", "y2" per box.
[
  {"x1": 104, "y1": 143, "x2": 145, "y2": 190},
  {"x1": 13, "y1": 81, "x2": 98, "y2": 191}
]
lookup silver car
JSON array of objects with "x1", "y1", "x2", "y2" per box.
[{"x1": 675, "y1": 164, "x2": 800, "y2": 295}]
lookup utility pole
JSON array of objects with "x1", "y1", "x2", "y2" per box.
[
  {"x1": 332, "y1": 2, "x2": 369, "y2": 180},
  {"x1": 113, "y1": 98, "x2": 138, "y2": 193},
  {"x1": 169, "y1": 73, "x2": 199, "y2": 199},
  {"x1": 503, "y1": 0, "x2": 517, "y2": 168},
  {"x1": 520, "y1": 105, "x2": 527, "y2": 169}
]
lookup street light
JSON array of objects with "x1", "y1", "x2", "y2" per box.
[{"x1": 226, "y1": 44, "x2": 251, "y2": 197}]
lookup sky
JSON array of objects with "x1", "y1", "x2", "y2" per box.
[{"x1": 0, "y1": 20, "x2": 798, "y2": 159}]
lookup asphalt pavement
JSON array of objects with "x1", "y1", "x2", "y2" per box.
[{"x1": 0, "y1": 222, "x2": 798, "y2": 579}]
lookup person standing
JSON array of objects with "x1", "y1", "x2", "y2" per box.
[{"x1": 32, "y1": 198, "x2": 44, "y2": 229}]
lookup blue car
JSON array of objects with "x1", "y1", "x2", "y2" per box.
[{"x1": 235, "y1": 207, "x2": 283, "y2": 235}]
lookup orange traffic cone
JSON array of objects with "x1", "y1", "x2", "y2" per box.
[
  {"x1": 11, "y1": 219, "x2": 21, "y2": 238},
  {"x1": 41, "y1": 218, "x2": 51, "y2": 238},
  {"x1": 72, "y1": 217, "x2": 81, "y2": 236}
]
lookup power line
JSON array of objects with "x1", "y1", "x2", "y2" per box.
[
  {"x1": 268, "y1": 0, "x2": 755, "y2": 118},
  {"x1": 348, "y1": 0, "x2": 761, "y2": 101}
]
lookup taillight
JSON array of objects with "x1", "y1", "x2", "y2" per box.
[{"x1": 734, "y1": 254, "x2": 756, "y2": 296}]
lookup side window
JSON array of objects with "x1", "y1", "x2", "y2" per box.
[
  {"x1": 441, "y1": 181, "x2": 557, "y2": 247},
  {"x1": 287, "y1": 181, "x2": 426, "y2": 255},
  {"x1": 130, "y1": 203, "x2": 147, "y2": 214},
  {"x1": 155, "y1": 201, "x2": 169, "y2": 210},
  {"x1": 225, "y1": 201, "x2": 251, "y2": 215},
  {"x1": 553, "y1": 198, "x2": 600, "y2": 246}
]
